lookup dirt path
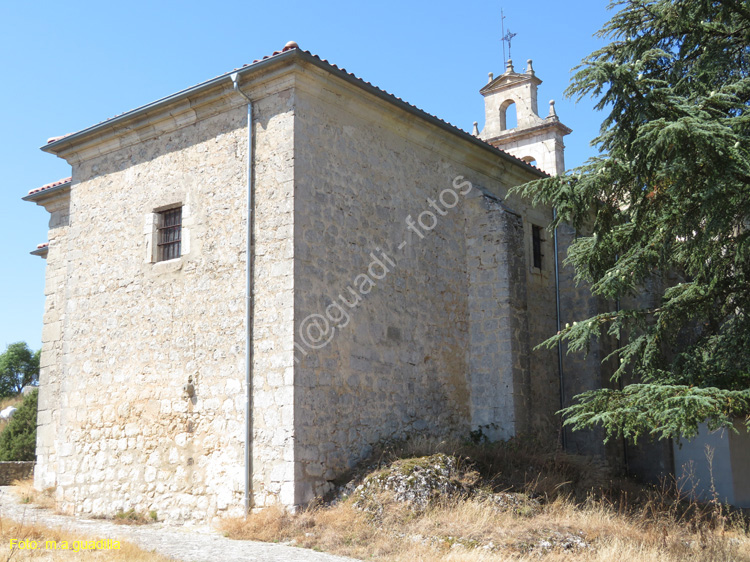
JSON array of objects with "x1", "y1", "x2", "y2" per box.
[{"x1": 0, "y1": 487, "x2": 359, "y2": 562}]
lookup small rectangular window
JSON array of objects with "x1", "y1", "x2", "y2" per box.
[
  {"x1": 532, "y1": 225, "x2": 543, "y2": 270},
  {"x1": 157, "y1": 207, "x2": 182, "y2": 262}
]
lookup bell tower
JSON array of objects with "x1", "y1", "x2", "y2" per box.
[{"x1": 477, "y1": 59, "x2": 571, "y2": 175}]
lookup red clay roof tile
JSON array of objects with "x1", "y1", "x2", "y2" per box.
[
  {"x1": 47, "y1": 134, "x2": 74, "y2": 144},
  {"x1": 27, "y1": 176, "x2": 72, "y2": 196}
]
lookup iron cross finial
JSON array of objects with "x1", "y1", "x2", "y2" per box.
[
  {"x1": 502, "y1": 29, "x2": 517, "y2": 62},
  {"x1": 500, "y1": 8, "x2": 517, "y2": 63}
]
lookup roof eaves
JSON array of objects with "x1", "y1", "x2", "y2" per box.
[
  {"x1": 40, "y1": 49, "x2": 299, "y2": 154},
  {"x1": 486, "y1": 119, "x2": 572, "y2": 146},
  {"x1": 30, "y1": 242, "x2": 49, "y2": 257},
  {"x1": 296, "y1": 51, "x2": 547, "y2": 178},
  {"x1": 41, "y1": 47, "x2": 547, "y2": 178},
  {"x1": 23, "y1": 177, "x2": 72, "y2": 201}
]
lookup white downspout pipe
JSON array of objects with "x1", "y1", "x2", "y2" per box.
[{"x1": 230, "y1": 72, "x2": 254, "y2": 513}]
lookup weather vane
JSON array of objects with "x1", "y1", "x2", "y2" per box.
[{"x1": 501, "y1": 8, "x2": 517, "y2": 62}]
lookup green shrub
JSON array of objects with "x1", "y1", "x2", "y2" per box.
[{"x1": 0, "y1": 390, "x2": 37, "y2": 461}]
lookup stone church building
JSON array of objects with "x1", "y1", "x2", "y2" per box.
[{"x1": 25, "y1": 43, "x2": 606, "y2": 521}]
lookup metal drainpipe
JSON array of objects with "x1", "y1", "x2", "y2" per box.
[
  {"x1": 230, "y1": 72, "x2": 254, "y2": 513},
  {"x1": 553, "y1": 209, "x2": 567, "y2": 450}
]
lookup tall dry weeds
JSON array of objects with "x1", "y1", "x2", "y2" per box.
[
  {"x1": 222, "y1": 437, "x2": 750, "y2": 562},
  {"x1": 8, "y1": 479, "x2": 56, "y2": 511}
]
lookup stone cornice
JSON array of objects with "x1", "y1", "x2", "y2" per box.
[
  {"x1": 42, "y1": 55, "x2": 300, "y2": 165},
  {"x1": 480, "y1": 71, "x2": 542, "y2": 95},
  {"x1": 43, "y1": 85, "x2": 244, "y2": 165},
  {"x1": 22, "y1": 180, "x2": 70, "y2": 202},
  {"x1": 485, "y1": 118, "x2": 572, "y2": 145},
  {"x1": 23, "y1": 181, "x2": 71, "y2": 214}
]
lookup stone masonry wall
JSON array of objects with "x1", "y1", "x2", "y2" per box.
[
  {"x1": 465, "y1": 195, "x2": 531, "y2": 441},
  {"x1": 466, "y1": 196, "x2": 559, "y2": 444},
  {"x1": 35, "y1": 189, "x2": 72, "y2": 496},
  {"x1": 524, "y1": 218, "x2": 563, "y2": 445},
  {"x1": 35, "y1": 74, "x2": 301, "y2": 518},
  {"x1": 292, "y1": 83, "x2": 470, "y2": 504},
  {"x1": 247, "y1": 84, "x2": 298, "y2": 508},
  {"x1": 36, "y1": 106, "x2": 252, "y2": 523},
  {"x1": 290, "y1": 68, "x2": 560, "y2": 502},
  {"x1": 34, "y1": 59, "x2": 569, "y2": 516}
]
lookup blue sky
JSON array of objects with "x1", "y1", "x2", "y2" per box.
[{"x1": 0, "y1": 0, "x2": 612, "y2": 351}]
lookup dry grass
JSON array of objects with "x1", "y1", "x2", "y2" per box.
[
  {"x1": 8, "y1": 480, "x2": 56, "y2": 511},
  {"x1": 223, "y1": 497, "x2": 750, "y2": 561},
  {"x1": 109, "y1": 508, "x2": 159, "y2": 525},
  {"x1": 222, "y1": 437, "x2": 750, "y2": 562},
  {"x1": 0, "y1": 515, "x2": 172, "y2": 561}
]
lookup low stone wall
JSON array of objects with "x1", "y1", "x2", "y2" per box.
[{"x1": 0, "y1": 462, "x2": 34, "y2": 485}]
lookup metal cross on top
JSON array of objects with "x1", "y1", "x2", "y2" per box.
[{"x1": 501, "y1": 8, "x2": 517, "y2": 63}]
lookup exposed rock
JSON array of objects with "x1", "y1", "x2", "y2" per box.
[
  {"x1": 351, "y1": 454, "x2": 478, "y2": 514},
  {"x1": 515, "y1": 529, "x2": 590, "y2": 553},
  {"x1": 476, "y1": 490, "x2": 542, "y2": 517}
]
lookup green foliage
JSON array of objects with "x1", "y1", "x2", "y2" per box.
[
  {"x1": 468, "y1": 424, "x2": 499, "y2": 445},
  {"x1": 0, "y1": 342, "x2": 40, "y2": 398},
  {"x1": 514, "y1": 0, "x2": 750, "y2": 442},
  {"x1": 564, "y1": 385, "x2": 750, "y2": 443},
  {"x1": 0, "y1": 389, "x2": 38, "y2": 461},
  {"x1": 113, "y1": 507, "x2": 157, "y2": 525}
]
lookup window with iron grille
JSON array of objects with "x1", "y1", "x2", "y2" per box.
[
  {"x1": 157, "y1": 207, "x2": 182, "y2": 261},
  {"x1": 532, "y1": 225, "x2": 543, "y2": 270}
]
